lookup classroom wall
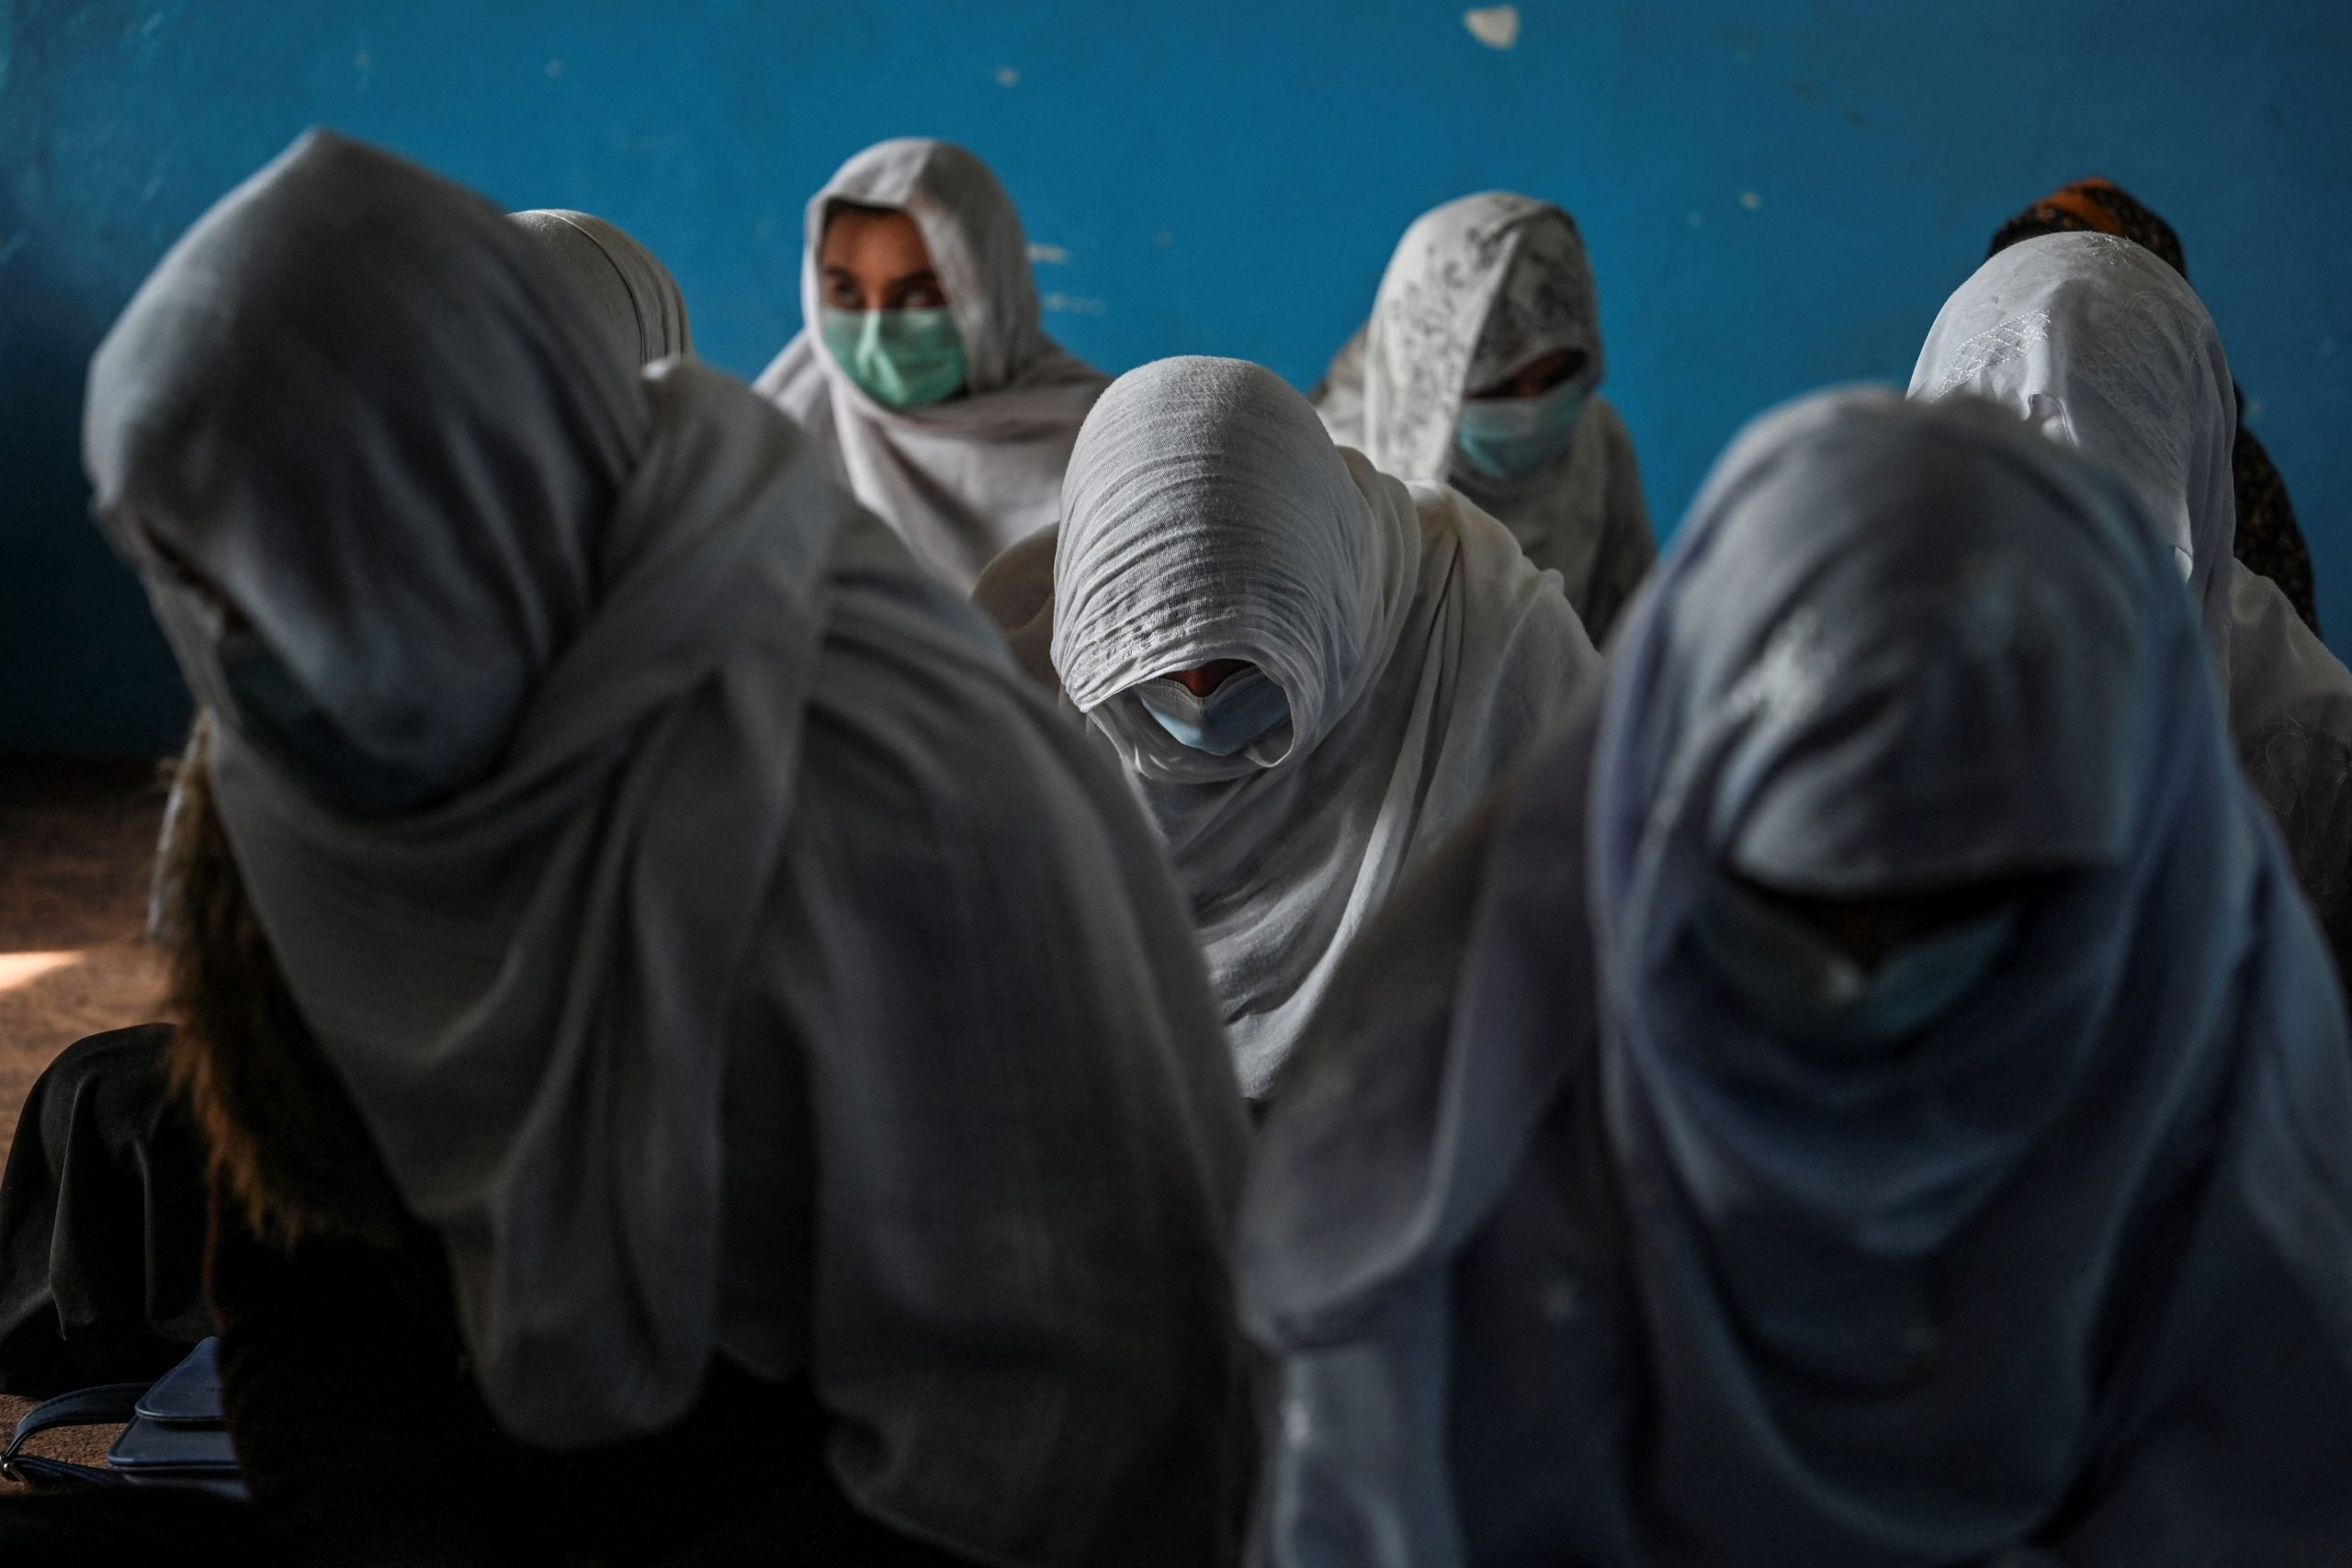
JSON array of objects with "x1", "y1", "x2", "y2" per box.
[{"x1": 5, "y1": 0, "x2": 2347, "y2": 753}]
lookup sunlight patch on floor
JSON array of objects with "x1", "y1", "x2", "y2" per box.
[{"x1": 0, "y1": 950, "x2": 85, "y2": 992}]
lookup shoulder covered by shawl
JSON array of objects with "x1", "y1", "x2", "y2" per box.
[{"x1": 1242, "y1": 704, "x2": 1600, "y2": 1344}]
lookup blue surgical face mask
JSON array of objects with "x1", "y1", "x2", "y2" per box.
[
  {"x1": 820, "y1": 306, "x2": 967, "y2": 410},
  {"x1": 1689, "y1": 879, "x2": 2018, "y2": 1050},
  {"x1": 1452, "y1": 378, "x2": 1589, "y2": 483},
  {"x1": 1131, "y1": 668, "x2": 1292, "y2": 757},
  {"x1": 218, "y1": 630, "x2": 444, "y2": 818}
]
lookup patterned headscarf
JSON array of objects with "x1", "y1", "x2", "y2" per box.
[
  {"x1": 1359, "y1": 194, "x2": 1603, "y2": 481},
  {"x1": 1989, "y1": 176, "x2": 2188, "y2": 278},
  {"x1": 1987, "y1": 176, "x2": 2318, "y2": 632}
]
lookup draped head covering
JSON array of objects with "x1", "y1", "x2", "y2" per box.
[
  {"x1": 1312, "y1": 193, "x2": 1653, "y2": 641},
  {"x1": 1910, "y1": 232, "x2": 2237, "y2": 682},
  {"x1": 1242, "y1": 389, "x2": 2352, "y2": 1564},
  {"x1": 1984, "y1": 177, "x2": 2319, "y2": 634},
  {"x1": 753, "y1": 138, "x2": 1109, "y2": 590},
  {"x1": 1914, "y1": 233, "x2": 2352, "y2": 972},
  {"x1": 85, "y1": 139, "x2": 1257, "y2": 1560},
  {"x1": 508, "y1": 209, "x2": 692, "y2": 366},
  {"x1": 1044, "y1": 355, "x2": 1597, "y2": 1094},
  {"x1": 86, "y1": 130, "x2": 807, "y2": 1442}
]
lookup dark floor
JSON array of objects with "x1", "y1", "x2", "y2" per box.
[{"x1": 0, "y1": 756, "x2": 175, "y2": 1487}]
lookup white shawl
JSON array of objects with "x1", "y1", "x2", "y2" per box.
[
  {"x1": 508, "y1": 208, "x2": 692, "y2": 366},
  {"x1": 1913, "y1": 231, "x2": 2352, "y2": 967},
  {"x1": 754, "y1": 138, "x2": 1109, "y2": 591},
  {"x1": 1042, "y1": 356, "x2": 1599, "y2": 1095},
  {"x1": 86, "y1": 133, "x2": 1255, "y2": 1564},
  {"x1": 1313, "y1": 193, "x2": 1654, "y2": 643}
]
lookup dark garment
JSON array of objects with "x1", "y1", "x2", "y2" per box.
[
  {"x1": 207, "y1": 1193, "x2": 983, "y2": 1567},
  {"x1": 0, "y1": 1487, "x2": 283, "y2": 1565},
  {"x1": 0, "y1": 1025, "x2": 210, "y2": 1397},
  {"x1": 2233, "y1": 422, "x2": 2320, "y2": 636},
  {"x1": 1986, "y1": 176, "x2": 2323, "y2": 635},
  {"x1": 4, "y1": 1031, "x2": 983, "y2": 1563}
]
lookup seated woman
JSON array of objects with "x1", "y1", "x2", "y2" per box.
[
  {"x1": 0, "y1": 206, "x2": 699, "y2": 1403},
  {"x1": 1911, "y1": 231, "x2": 2352, "y2": 979},
  {"x1": 1240, "y1": 389, "x2": 2352, "y2": 1565},
  {"x1": 755, "y1": 139, "x2": 1108, "y2": 591},
  {"x1": 41, "y1": 130, "x2": 1254, "y2": 1565},
  {"x1": 1986, "y1": 175, "x2": 2320, "y2": 632},
  {"x1": 1311, "y1": 193, "x2": 1654, "y2": 644},
  {"x1": 977, "y1": 356, "x2": 1599, "y2": 1100}
]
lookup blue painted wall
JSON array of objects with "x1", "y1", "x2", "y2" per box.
[{"x1": 6, "y1": 0, "x2": 2347, "y2": 753}]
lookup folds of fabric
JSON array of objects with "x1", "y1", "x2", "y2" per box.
[
  {"x1": 1910, "y1": 233, "x2": 2237, "y2": 683},
  {"x1": 1311, "y1": 193, "x2": 1654, "y2": 641},
  {"x1": 1984, "y1": 177, "x2": 2321, "y2": 635},
  {"x1": 83, "y1": 137, "x2": 1256, "y2": 1568},
  {"x1": 754, "y1": 139, "x2": 1109, "y2": 590},
  {"x1": 1913, "y1": 232, "x2": 2352, "y2": 976},
  {"x1": 2228, "y1": 560, "x2": 2352, "y2": 979},
  {"x1": 1047, "y1": 355, "x2": 1598, "y2": 1095},
  {"x1": 1243, "y1": 389, "x2": 2352, "y2": 1564},
  {"x1": 85, "y1": 130, "x2": 836, "y2": 1446},
  {"x1": 0, "y1": 1027, "x2": 210, "y2": 1398},
  {"x1": 508, "y1": 208, "x2": 693, "y2": 367}
]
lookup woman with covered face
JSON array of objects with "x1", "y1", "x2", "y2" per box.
[
  {"x1": 1313, "y1": 193, "x2": 1655, "y2": 644},
  {"x1": 1986, "y1": 175, "x2": 2320, "y2": 632},
  {"x1": 978, "y1": 355, "x2": 1599, "y2": 1100},
  {"x1": 1242, "y1": 389, "x2": 2352, "y2": 1565},
  {"x1": 0, "y1": 204, "x2": 701, "y2": 1404},
  {"x1": 755, "y1": 139, "x2": 1108, "y2": 591},
  {"x1": 1911, "y1": 231, "x2": 2352, "y2": 979},
  {"x1": 44, "y1": 131, "x2": 1254, "y2": 1564}
]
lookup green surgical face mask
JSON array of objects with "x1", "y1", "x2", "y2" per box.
[{"x1": 820, "y1": 306, "x2": 967, "y2": 410}]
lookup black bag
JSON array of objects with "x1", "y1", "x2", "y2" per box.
[{"x1": 2, "y1": 1338, "x2": 243, "y2": 1499}]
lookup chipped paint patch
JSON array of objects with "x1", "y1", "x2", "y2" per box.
[
  {"x1": 1027, "y1": 243, "x2": 1069, "y2": 264},
  {"x1": 1042, "y1": 292, "x2": 1105, "y2": 315},
  {"x1": 994, "y1": 65, "x2": 1020, "y2": 87},
  {"x1": 1464, "y1": 5, "x2": 1519, "y2": 50},
  {"x1": 1739, "y1": 190, "x2": 1763, "y2": 210},
  {"x1": 544, "y1": 58, "x2": 564, "y2": 77}
]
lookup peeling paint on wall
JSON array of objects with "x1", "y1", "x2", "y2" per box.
[
  {"x1": 1041, "y1": 291, "x2": 1105, "y2": 315},
  {"x1": 1463, "y1": 6, "x2": 1518, "y2": 51},
  {"x1": 1027, "y1": 242, "x2": 1069, "y2": 264}
]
